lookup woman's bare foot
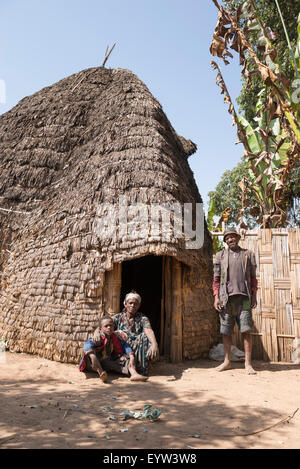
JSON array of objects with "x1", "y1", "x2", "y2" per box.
[
  {"x1": 99, "y1": 371, "x2": 108, "y2": 382},
  {"x1": 215, "y1": 361, "x2": 232, "y2": 372},
  {"x1": 245, "y1": 364, "x2": 256, "y2": 375},
  {"x1": 130, "y1": 373, "x2": 148, "y2": 382}
]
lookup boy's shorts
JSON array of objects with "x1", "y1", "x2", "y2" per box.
[
  {"x1": 219, "y1": 295, "x2": 254, "y2": 335},
  {"x1": 85, "y1": 355, "x2": 130, "y2": 375}
]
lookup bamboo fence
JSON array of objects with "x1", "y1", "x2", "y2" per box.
[{"x1": 231, "y1": 228, "x2": 300, "y2": 362}]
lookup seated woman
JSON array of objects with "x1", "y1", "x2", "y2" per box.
[
  {"x1": 112, "y1": 292, "x2": 159, "y2": 376},
  {"x1": 79, "y1": 315, "x2": 147, "y2": 382}
]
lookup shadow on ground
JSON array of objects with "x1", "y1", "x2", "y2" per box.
[{"x1": 0, "y1": 355, "x2": 295, "y2": 449}]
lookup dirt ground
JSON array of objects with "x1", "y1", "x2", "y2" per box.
[{"x1": 0, "y1": 351, "x2": 300, "y2": 450}]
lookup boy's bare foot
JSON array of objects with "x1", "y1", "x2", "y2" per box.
[
  {"x1": 99, "y1": 371, "x2": 108, "y2": 382},
  {"x1": 245, "y1": 364, "x2": 256, "y2": 375},
  {"x1": 215, "y1": 361, "x2": 232, "y2": 372},
  {"x1": 130, "y1": 373, "x2": 148, "y2": 382}
]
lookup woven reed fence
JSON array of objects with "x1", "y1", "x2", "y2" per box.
[{"x1": 231, "y1": 228, "x2": 300, "y2": 362}]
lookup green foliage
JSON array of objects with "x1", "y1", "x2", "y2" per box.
[
  {"x1": 238, "y1": 106, "x2": 297, "y2": 226},
  {"x1": 210, "y1": 0, "x2": 300, "y2": 227},
  {"x1": 224, "y1": 0, "x2": 299, "y2": 125},
  {"x1": 208, "y1": 161, "x2": 258, "y2": 229},
  {"x1": 209, "y1": 161, "x2": 300, "y2": 228},
  {"x1": 286, "y1": 163, "x2": 300, "y2": 226},
  {"x1": 206, "y1": 197, "x2": 225, "y2": 253}
]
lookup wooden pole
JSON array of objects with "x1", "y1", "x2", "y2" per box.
[
  {"x1": 103, "y1": 263, "x2": 121, "y2": 315},
  {"x1": 160, "y1": 256, "x2": 165, "y2": 354},
  {"x1": 163, "y1": 257, "x2": 172, "y2": 358},
  {"x1": 170, "y1": 258, "x2": 183, "y2": 363}
]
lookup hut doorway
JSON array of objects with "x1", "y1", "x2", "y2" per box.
[
  {"x1": 103, "y1": 255, "x2": 184, "y2": 362},
  {"x1": 121, "y1": 255, "x2": 162, "y2": 346}
]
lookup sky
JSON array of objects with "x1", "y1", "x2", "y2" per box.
[{"x1": 0, "y1": 0, "x2": 244, "y2": 212}]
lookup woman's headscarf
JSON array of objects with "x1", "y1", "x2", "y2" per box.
[{"x1": 124, "y1": 292, "x2": 141, "y2": 306}]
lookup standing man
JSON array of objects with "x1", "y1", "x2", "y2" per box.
[{"x1": 213, "y1": 228, "x2": 258, "y2": 374}]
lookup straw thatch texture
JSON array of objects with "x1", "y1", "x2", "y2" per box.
[
  {"x1": 0, "y1": 67, "x2": 216, "y2": 363},
  {"x1": 232, "y1": 228, "x2": 300, "y2": 362}
]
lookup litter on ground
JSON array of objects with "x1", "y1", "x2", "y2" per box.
[{"x1": 120, "y1": 404, "x2": 162, "y2": 421}]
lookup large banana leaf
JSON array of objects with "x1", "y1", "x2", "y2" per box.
[{"x1": 238, "y1": 115, "x2": 262, "y2": 154}]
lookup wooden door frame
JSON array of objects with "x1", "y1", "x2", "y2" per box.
[
  {"x1": 104, "y1": 256, "x2": 183, "y2": 363},
  {"x1": 103, "y1": 263, "x2": 122, "y2": 315},
  {"x1": 162, "y1": 256, "x2": 183, "y2": 362}
]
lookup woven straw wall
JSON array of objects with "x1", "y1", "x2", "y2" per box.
[
  {"x1": 0, "y1": 234, "x2": 105, "y2": 363},
  {"x1": 182, "y1": 260, "x2": 218, "y2": 360},
  {"x1": 232, "y1": 228, "x2": 300, "y2": 362}
]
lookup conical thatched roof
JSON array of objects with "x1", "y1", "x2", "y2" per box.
[
  {"x1": 0, "y1": 67, "x2": 215, "y2": 363},
  {"x1": 0, "y1": 67, "x2": 210, "y2": 269}
]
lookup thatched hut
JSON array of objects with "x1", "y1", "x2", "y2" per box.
[{"x1": 0, "y1": 67, "x2": 217, "y2": 364}]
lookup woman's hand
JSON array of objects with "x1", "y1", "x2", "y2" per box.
[
  {"x1": 144, "y1": 327, "x2": 159, "y2": 360},
  {"x1": 147, "y1": 342, "x2": 159, "y2": 360},
  {"x1": 115, "y1": 330, "x2": 128, "y2": 342}
]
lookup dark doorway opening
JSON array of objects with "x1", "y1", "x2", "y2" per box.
[{"x1": 121, "y1": 255, "x2": 162, "y2": 346}]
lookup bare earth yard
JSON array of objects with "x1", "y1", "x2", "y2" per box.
[{"x1": 0, "y1": 351, "x2": 299, "y2": 450}]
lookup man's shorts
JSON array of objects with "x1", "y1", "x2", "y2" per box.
[{"x1": 219, "y1": 295, "x2": 254, "y2": 335}]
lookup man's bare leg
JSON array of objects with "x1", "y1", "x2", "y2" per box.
[
  {"x1": 128, "y1": 355, "x2": 148, "y2": 382},
  {"x1": 216, "y1": 334, "x2": 232, "y2": 371},
  {"x1": 243, "y1": 332, "x2": 256, "y2": 374},
  {"x1": 89, "y1": 353, "x2": 108, "y2": 382}
]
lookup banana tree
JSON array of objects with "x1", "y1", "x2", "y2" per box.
[{"x1": 210, "y1": 0, "x2": 300, "y2": 227}]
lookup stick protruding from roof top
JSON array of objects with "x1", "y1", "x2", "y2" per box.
[{"x1": 101, "y1": 43, "x2": 116, "y2": 68}]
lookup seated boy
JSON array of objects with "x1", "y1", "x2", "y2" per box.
[{"x1": 79, "y1": 315, "x2": 147, "y2": 383}]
